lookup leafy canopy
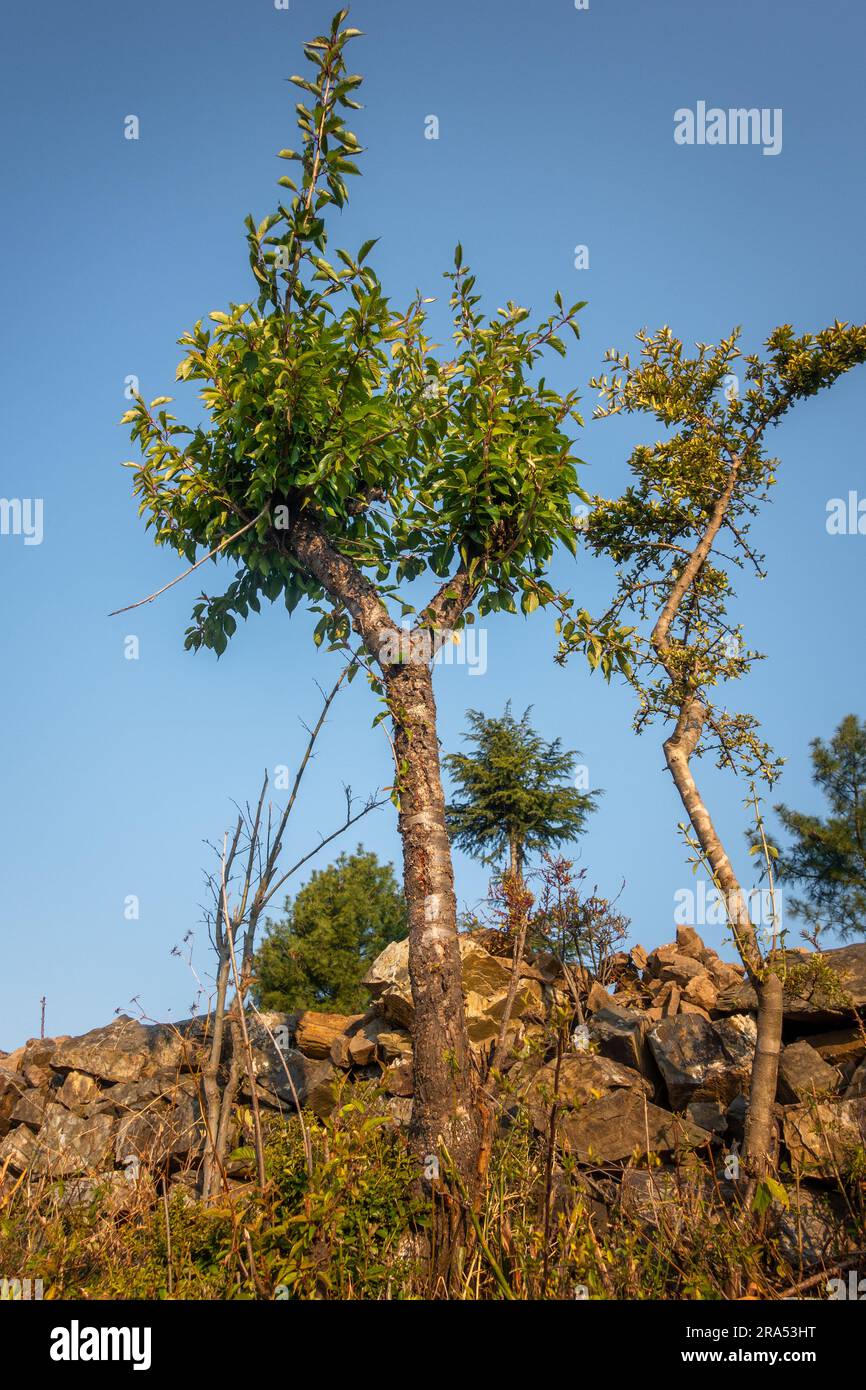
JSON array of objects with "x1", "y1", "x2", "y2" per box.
[
  {"x1": 253, "y1": 846, "x2": 406, "y2": 1013},
  {"x1": 566, "y1": 322, "x2": 866, "y2": 780},
  {"x1": 121, "y1": 9, "x2": 618, "y2": 668},
  {"x1": 444, "y1": 704, "x2": 599, "y2": 871}
]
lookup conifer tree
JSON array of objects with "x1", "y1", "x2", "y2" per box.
[
  {"x1": 444, "y1": 705, "x2": 599, "y2": 879},
  {"x1": 772, "y1": 714, "x2": 866, "y2": 940}
]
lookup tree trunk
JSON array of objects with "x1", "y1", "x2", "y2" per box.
[
  {"x1": 508, "y1": 833, "x2": 523, "y2": 883},
  {"x1": 663, "y1": 696, "x2": 781, "y2": 1175},
  {"x1": 743, "y1": 971, "x2": 783, "y2": 1175},
  {"x1": 384, "y1": 658, "x2": 482, "y2": 1193}
]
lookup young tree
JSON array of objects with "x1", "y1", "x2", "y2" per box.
[
  {"x1": 444, "y1": 704, "x2": 599, "y2": 879},
  {"x1": 563, "y1": 321, "x2": 866, "y2": 1176},
  {"x1": 254, "y1": 847, "x2": 407, "y2": 1013},
  {"x1": 119, "y1": 11, "x2": 616, "y2": 1191},
  {"x1": 771, "y1": 714, "x2": 866, "y2": 940}
]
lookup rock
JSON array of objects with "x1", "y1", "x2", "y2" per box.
[
  {"x1": 703, "y1": 956, "x2": 745, "y2": 992},
  {"x1": 375, "y1": 1029, "x2": 412, "y2": 1062},
  {"x1": 587, "y1": 1004, "x2": 657, "y2": 1082},
  {"x1": 0, "y1": 1046, "x2": 25, "y2": 1072},
  {"x1": 22, "y1": 1104, "x2": 117, "y2": 1176},
  {"x1": 84, "y1": 1074, "x2": 177, "y2": 1117},
  {"x1": 587, "y1": 981, "x2": 615, "y2": 1013},
  {"x1": 630, "y1": 945, "x2": 648, "y2": 972},
  {"x1": 715, "y1": 944, "x2": 866, "y2": 1024},
  {"x1": 462, "y1": 981, "x2": 541, "y2": 1047},
  {"x1": 516, "y1": 1052, "x2": 652, "y2": 1133},
  {"x1": 304, "y1": 1064, "x2": 341, "y2": 1119},
  {"x1": 802, "y1": 1027, "x2": 866, "y2": 1069},
  {"x1": 675, "y1": 926, "x2": 706, "y2": 961},
  {"x1": 363, "y1": 935, "x2": 516, "y2": 1029},
  {"x1": 783, "y1": 1098, "x2": 866, "y2": 1179},
  {"x1": 295, "y1": 1010, "x2": 364, "y2": 1060},
  {"x1": 21, "y1": 1063, "x2": 53, "y2": 1090},
  {"x1": 659, "y1": 954, "x2": 706, "y2": 988},
  {"x1": 248, "y1": 1046, "x2": 333, "y2": 1112},
  {"x1": 845, "y1": 1057, "x2": 866, "y2": 1098},
  {"x1": 115, "y1": 1088, "x2": 202, "y2": 1165},
  {"x1": 51, "y1": 1017, "x2": 202, "y2": 1084},
  {"x1": 777, "y1": 1041, "x2": 841, "y2": 1105},
  {"x1": 10, "y1": 1089, "x2": 49, "y2": 1131},
  {"x1": 768, "y1": 1189, "x2": 857, "y2": 1272},
  {"x1": 679, "y1": 1001, "x2": 711, "y2": 1020},
  {"x1": 0, "y1": 1124, "x2": 38, "y2": 1173},
  {"x1": 559, "y1": 1090, "x2": 712, "y2": 1163},
  {"x1": 347, "y1": 1016, "x2": 392, "y2": 1067},
  {"x1": 21, "y1": 1038, "x2": 60, "y2": 1068},
  {"x1": 686, "y1": 1100, "x2": 728, "y2": 1135},
  {"x1": 0, "y1": 1067, "x2": 26, "y2": 1137},
  {"x1": 656, "y1": 982, "x2": 681, "y2": 1018},
  {"x1": 648, "y1": 1013, "x2": 757, "y2": 1110},
  {"x1": 682, "y1": 975, "x2": 719, "y2": 1012},
  {"x1": 725, "y1": 1094, "x2": 748, "y2": 1145},
  {"x1": 382, "y1": 1060, "x2": 413, "y2": 1098},
  {"x1": 645, "y1": 943, "x2": 680, "y2": 976},
  {"x1": 56, "y1": 1071, "x2": 99, "y2": 1111}
]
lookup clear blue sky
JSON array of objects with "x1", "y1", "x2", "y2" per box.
[{"x1": 3, "y1": 0, "x2": 865, "y2": 1048}]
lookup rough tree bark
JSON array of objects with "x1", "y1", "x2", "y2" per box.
[
  {"x1": 385, "y1": 658, "x2": 483, "y2": 1187},
  {"x1": 284, "y1": 513, "x2": 482, "y2": 1190}
]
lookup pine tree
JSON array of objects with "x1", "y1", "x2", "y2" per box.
[
  {"x1": 253, "y1": 847, "x2": 406, "y2": 1014},
  {"x1": 773, "y1": 714, "x2": 866, "y2": 939},
  {"x1": 444, "y1": 704, "x2": 599, "y2": 879}
]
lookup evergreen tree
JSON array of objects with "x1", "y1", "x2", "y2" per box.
[
  {"x1": 444, "y1": 705, "x2": 599, "y2": 878},
  {"x1": 774, "y1": 715, "x2": 866, "y2": 939},
  {"x1": 254, "y1": 847, "x2": 406, "y2": 1013}
]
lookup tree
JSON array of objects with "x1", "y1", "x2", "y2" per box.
[
  {"x1": 254, "y1": 847, "x2": 407, "y2": 1013},
  {"x1": 119, "y1": 11, "x2": 620, "y2": 1193},
  {"x1": 444, "y1": 704, "x2": 599, "y2": 879},
  {"x1": 563, "y1": 321, "x2": 866, "y2": 1177},
  {"x1": 772, "y1": 715, "x2": 866, "y2": 940}
]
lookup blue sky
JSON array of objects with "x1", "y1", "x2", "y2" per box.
[{"x1": 2, "y1": 0, "x2": 865, "y2": 1048}]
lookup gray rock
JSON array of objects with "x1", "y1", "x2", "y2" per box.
[
  {"x1": 715, "y1": 945, "x2": 866, "y2": 1024},
  {"x1": 0, "y1": 1124, "x2": 38, "y2": 1173},
  {"x1": 588, "y1": 1004, "x2": 658, "y2": 1082},
  {"x1": 649, "y1": 1012, "x2": 757, "y2": 1110},
  {"x1": 247, "y1": 1044, "x2": 334, "y2": 1113},
  {"x1": 777, "y1": 1041, "x2": 841, "y2": 1105},
  {"x1": 26, "y1": 1104, "x2": 117, "y2": 1175},
  {"x1": 845, "y1": 1056, "x2": 866, "y2": 1099},
  {"x1": 10, "y1": 1088, "x2": 49, "y2": 1131},
  {"x1": 559, "y1": 1089, "x2": 712, "y2": 1164},
  {"x1": 0, "y1": 1067, "x2": 26, "y2": 1137},
  {"x1": 768, "y1": 1189, "x2": 855, "y2": 1272},
  {"x1": 56, "y1": 1071, "x2": 100, "y2": 1111},
  {"x1": 782, "y1": 1098, "x2": 866, "y2": 1179},
  {"x1": 115, "y1": 1089, "x2": 202, "y2": 1165},
  {"x1": 52, "y1": 1016, "x2": 203, "y2": 1084},
  {"x1": 686, "y1": 1100, "x2": 728, "y2": 1135},
  {"x1": 516, "y1": 1052, "x2": 652, "y2": 1133}
]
